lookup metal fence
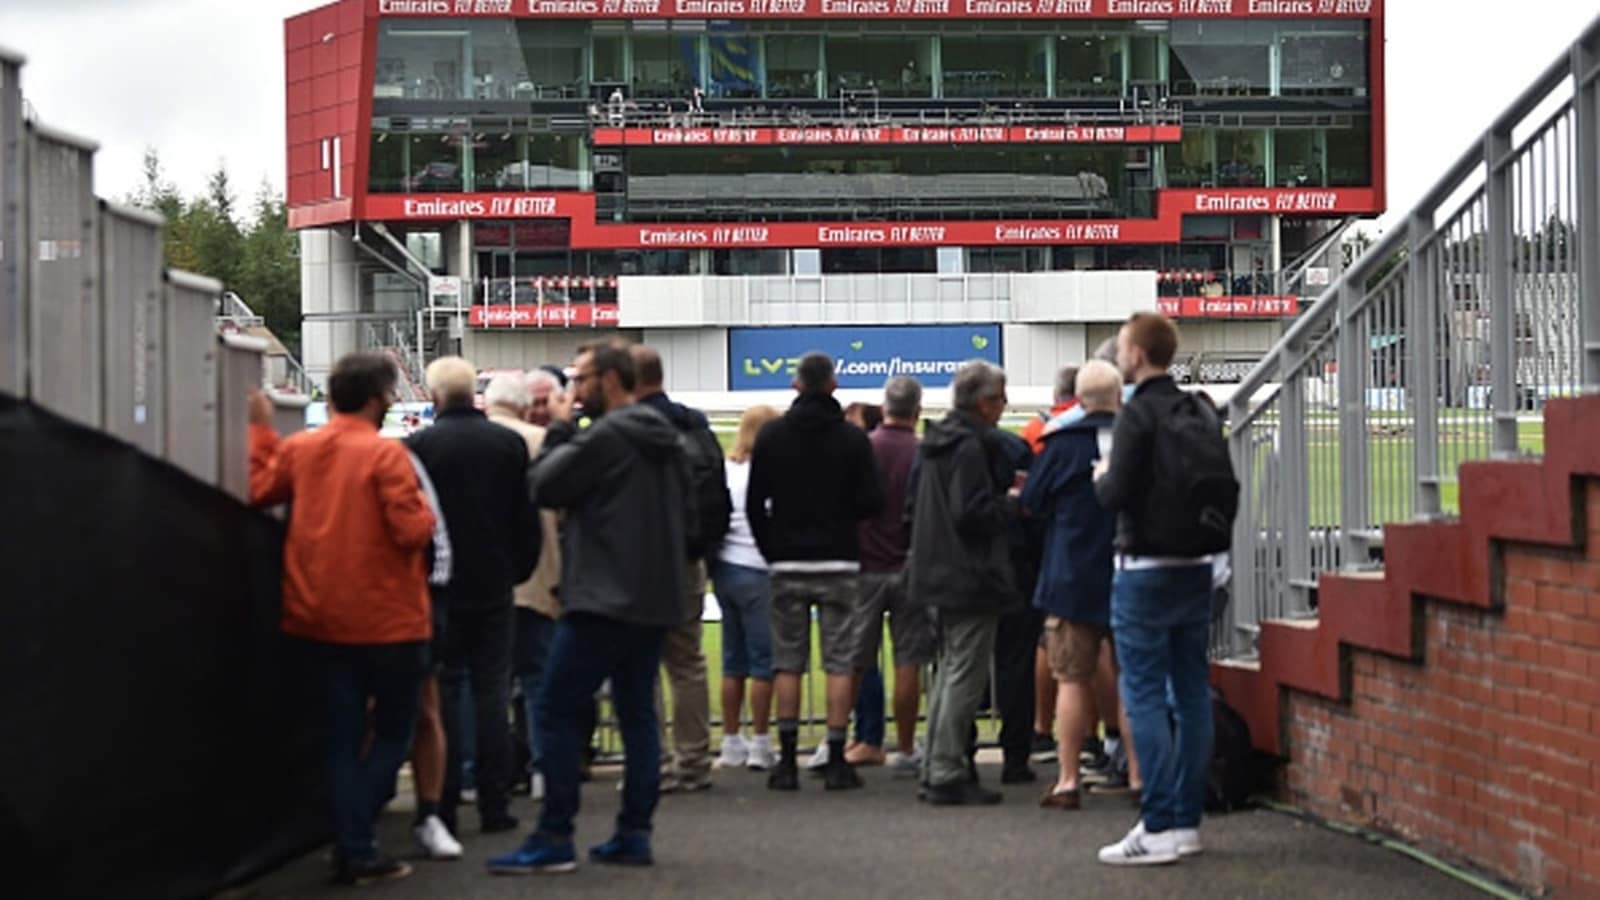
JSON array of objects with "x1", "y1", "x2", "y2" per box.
[
  {"x1": 0, "y1": 48, "x2": 298, "y2": 491},
  {"x1": 1218, "y1": 18, "x2": 1600, "y2": 659}
]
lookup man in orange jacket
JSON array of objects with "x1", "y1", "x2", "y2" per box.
[{"x1": 249, "y1": 352, "x2": 437, "y2": 887}]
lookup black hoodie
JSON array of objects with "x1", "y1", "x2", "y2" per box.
[
  {"x1": 906, "y1": 410, "x2": 1020, "y2": 614},
  {"x1": 530, "y1": 403, "x2": 691, "y2": 628},
  {"x1": 746, "y1": 393, "x2": 884, "y2": 566}
]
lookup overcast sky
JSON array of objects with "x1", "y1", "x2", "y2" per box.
[{"x1": 2, "y1": 0, "x2": 1595, "y2": 225}]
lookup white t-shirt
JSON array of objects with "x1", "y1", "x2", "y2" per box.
[{"x1": 718, "y1": 459, "x2": 767, "y2": 571}]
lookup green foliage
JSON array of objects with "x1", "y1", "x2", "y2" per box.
[{"x1": 127, "y1": 149, "x2": 301, "y2": 354}]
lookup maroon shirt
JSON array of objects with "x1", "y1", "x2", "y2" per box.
[{"x1": 858, "y1": 423, "x2": 919, "y2": 574}]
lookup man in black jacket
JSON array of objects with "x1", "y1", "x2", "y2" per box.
[
  {"x1": 747, "y1": 352, "x2": 883, "y2": 792},
  {"x1": 1092, "y1": 312, "x2": 1214, "y2": 867},
  {"x1": 908, "y1": 360, "x2": 1017, "y2": 806},
  {"x1": 406, "y1": 357, "x2": 540, "y2": 839},
  {"x1": 632, "y1": 344, "x2": 729, "y2": 793},
  {"x1": 488, "y1": 339, "x2": 691, "y2": 874}
]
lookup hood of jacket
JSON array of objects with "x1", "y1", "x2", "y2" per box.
[
  {"x1": 786, "y1": 392, "x2": 845, "y2": 431},
  {"x1": 923, "y1": 409, "x2": 990, "y2": 457},
  {"x1": 1048, "y1": 409, "x2": 1116, "y2": 438},
  {"x1": 638, "y1": 390, "x2": 709, "y2": 432},
  {"x1": 601, "y1": 403, "x2": 681, "y2": 461}
]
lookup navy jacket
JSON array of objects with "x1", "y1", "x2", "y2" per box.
[{"x1": 1023, "y1": 410, "x2": 1117, "y2": 625}]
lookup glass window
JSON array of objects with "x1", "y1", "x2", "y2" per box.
[
  {"x1": 766, "y1": 35, "x2": 820, "y2": 99},
  {"x1": 1169, "y1": 21, "x2": 1271, "y2": 97},
  {"x1": 1056, "y1": 34, "x2": 1122, "y2": 98},
  {"x1": 483, "y1": 134, "x2": 581, "y2": 191},
  {"x1": 593, "y1": 35, "x2": 625, "y2": 85},
  {"x1": 633, "y1": 33, "x2": 700, "y2": 99},
  {"x1": 510, "y1": 21, "x2": 587, "y2": 99},
  {"x1": 1273, "y1": 129, "x2": 1323, "y2": 187},
  {"x1": 369, "y1": 130, "x2": 408, "y2": 193},
  {"x1": 470, "y1": 134, "x2": 524, "y2": 192},
  {"x1": 1280, "y1": 24, "x2": 1368, "y2": 97},
  {"x1": 407, "y1": 133, "x2": 464, "y2": 192},
  {"x1": 1167, "y1": 131, "x2": 1214, "y2": 187},
  {"x1": 1129, "y1": 34, "x2": 1161, "y2": 83},
  {"x1": 1215, "y1": 129, "x2": 1266, "y2": 187},
  {"x1": 942, "y1": 35, "x2": 1048, "y2": 98},
  {"x1": 1327, "y1": 117, "x2": 1371, "y2": 186},
  {"x1": 713, "y1": 249, "x2": 788, "y2": 275},
  {"x1": 707, "y1": 25, "x2": 760, "y2": 99},
  {"x1": 824, "y1": 35, "x2": 934, "y2": 98},
  {"x1": 375, "y1": 23, "x2": 469, "y2": 100}
]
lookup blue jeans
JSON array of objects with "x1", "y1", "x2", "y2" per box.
[
  {"x1": 853, "y1": 666, "x2": 886, "y2": 747},
  {"x1": 514, "y1": 608, "x2": 557, "y2": 771},
  {"x1": 318, "y1": 640, "x2": 426, "y2": 861},
  {"x1": 536, "y1": 613, "x2": 666, "y2": 840},
  {"x1": 1111, "y1": 565, "x2": 1214, "y2": 834},
  {"x1": 713, "y1": 562, "x2": 773, "y2": 680}
]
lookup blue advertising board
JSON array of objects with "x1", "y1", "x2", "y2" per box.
[{"x1": 729, "y1": 324, "x2": 1003, "y2": 391}]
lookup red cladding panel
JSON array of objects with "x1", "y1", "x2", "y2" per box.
[
  {"x1": 287, "y1": 114, "x2": 314, "y2": 147},
  {"x1": 285, "y1": 47, "x2": 312, "y2": 84},
  {"x1": 285, "y1": 13, "x2": 313, "y2": 49},
  {"x1": 339, "y1": 35, "x2": 363, "y2": 69},
  {"x1": 312, "y1": 73, "x2": 340, "y2": 107},
  {"x1": 311, "y1": 39, "x2": 337, "y2": 74},
  {"x1": 287, "y1": 80, "x2": 312, "y2": 116},
  {"x1": 312, "y1": 108, "x2": 339, "y2": 140},
  {"x1": 311, "y1": 5, "x2": 337, "y2": 39},
  {"x1": 338, "y1": 0, "x2": 364, "y2": 32}
]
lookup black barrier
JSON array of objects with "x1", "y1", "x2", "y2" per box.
[{"x1": 0, "y1": 394, "x2": 326, "y2": 899}]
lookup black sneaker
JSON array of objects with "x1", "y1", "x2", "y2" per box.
[
  {"x1": 1001, "y1": 763, "x2": 1038, "y2": 785},
  {"x1": 823, "y1": 761, "x2": 863, "y2": 791},
  {"x1": 1029, "y1": 733, "x2": 1058, "y2": 763},
  {"x1": 1080, "y1": 736, "x2": 1109, "y2": 771},
  {"x1": 767, "y1": 760, "x2": 800, "y2": 791},
  {"x1": 334, "y1": 853, "x2": 412, "y2": 887},
  {"x1": 481, "y1": 814, "x2": 520, "y2": 834},
  {"x1": 1090, "y1": 771, "x2": 1133, "y2": 795},
  {"x1": 925, "y1": 781, "x2": 1004, "y2": 806}
]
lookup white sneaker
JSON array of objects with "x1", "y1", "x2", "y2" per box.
[
  {"x1": 889, "y1": 748, "x2": 924, "y2": 778},
  {"x1": 413, "y1": 815, "x2": 463, "y2": 861},
  {"x1": 530, "y1": 772, "x2": 545, "y2": 801},
  {"x1": 718, "y1": 734, "x2": 750, "y2": 769},
  {"x1": 1097, "y1": 821, "x2": 1180, "y2": 866},
  {"x1": 746, "y1": 735, "x2": 776, "y2": 771},
  {"x1": 1173, "y1": 827, "x2": 1203, "y2": 857},
  {"x1": 804, "y1": 741, "x2": 830, "y2": 770}
]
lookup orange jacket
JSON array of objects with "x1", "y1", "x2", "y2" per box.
[
  {"x1": 250, "y1": 415, "x2": 436, "y2": 645},
  {"x1": 1021, "y1": 400, "x2": 1079, "y2": 455}
]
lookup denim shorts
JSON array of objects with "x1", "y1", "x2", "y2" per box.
[{"x1": 713, "y1": 561, "x2": 774, "y2": 680}]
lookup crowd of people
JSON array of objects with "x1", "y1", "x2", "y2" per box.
[{"x1": 245, "y1": 310, "x2": 1236, "y2": 886}]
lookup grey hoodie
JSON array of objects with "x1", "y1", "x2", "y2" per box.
[
  {"x1": 530, "y1": 403, "x2": 691, "y2": 628},
  {"x1": 906, "y1": 410, "x2": 1020, "y2": 614}
]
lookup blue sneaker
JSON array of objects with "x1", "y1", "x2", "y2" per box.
[
  {"x1": 588, "y1": 831, "x2": 653, "y2": 866},
  {"x1": 486, "y1": 833, "x2": 578, "y2": 875}
]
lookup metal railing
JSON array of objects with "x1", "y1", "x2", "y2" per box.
[
  {"x1": 1218, "y1": 17, "x2": 1600, "y2": 659},
  {"x1": 0, "y1": 48, "x2": 301, "y2": 503},
  {"x1": 588, "y1": 101, "x2": 1183, "y2": 131}
]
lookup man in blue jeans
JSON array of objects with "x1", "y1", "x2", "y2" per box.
[
  {"x1": 1093, "y1": 313, "x2": 1226, "y2": 866},
  {"x1": 488, "y1": 339, "x2": 692, "y2": 874}
]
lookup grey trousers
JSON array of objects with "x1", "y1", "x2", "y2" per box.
[{"x1": 923, "y1": 611, "x2": 1000, "y2": 788}]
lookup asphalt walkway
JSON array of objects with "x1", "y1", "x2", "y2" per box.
[{"x1": 237, "y1": 760, "x2": 1484, "y2": 899}]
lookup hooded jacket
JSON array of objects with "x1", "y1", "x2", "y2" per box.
[
  {"x1": 530, "y1": 403, "x2": 691, "y2": 628},
  {"x1": 746, "y1": 393, "x2": 883, "y2": 567},
  {"x1": 906, "y1": 410, "x2": 1019, "y2": 614},
  {"x1": 1023, "y1": 410, "x2": 1117, "y2": 625}
]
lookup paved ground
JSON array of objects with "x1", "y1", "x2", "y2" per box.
[{"x1": 239, "y1": 760, "x2": 1484, "y2": 900}]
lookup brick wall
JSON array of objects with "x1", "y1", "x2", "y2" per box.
[{"x1": 1279, "y1": 482, "x2": 1600, "y2": 897}]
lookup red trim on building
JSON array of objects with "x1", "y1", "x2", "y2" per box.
[
  {"x1": 373, "y1": 0, "x2": 1376, "y2": 21},
  {"x1": 468, "y1": 304, "x2": 621, "y2": 328},
  {"x1": 1369, "y1": 3, "x2": 1387, "y2": 211},
  {"x1": 1157, "y1": 295, "x2": 1299, "y2": 318},
  {"x1": 590, "y1": 124, "x2": 1182, "y2": 147}
]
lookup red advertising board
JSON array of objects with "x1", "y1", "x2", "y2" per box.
[
  {"x1": 360, "y1": 187, "x2": 1380, "y2": 248},
  {"x1": 469, "y1": 304, "x2": 622, "y2": 328},
  {"x1": 1157, "y1": 295, "x2": 1299, "y2": 318},
  {"x1": 377, "y1": 0, "x2": 1377, "y2": 20},
  {"x1": 590, "y1": 124, "x2": 1183, "y2": 148}
]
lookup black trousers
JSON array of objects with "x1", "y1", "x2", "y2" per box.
[
  {"x1": 439, "y1": 598, "x2": 515, "y2": 828},
  {"x1": 993, "y1": 608, "x2": 1044, "y2": 767}
]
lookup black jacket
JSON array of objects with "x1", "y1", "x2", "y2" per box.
[
  {"x1": 747, "y1": 393, "x2": 883, "y2": 564},
  {"x1": 906, "y1": 410, "x2": 1019, "y2": 614},
  {"x1": 406, "y1": 407, "x2": 538, "y2": 609},
  {"x1": 1095, "y1": 374, "x2": 1188, "y2": 556},
  {"x1": 530, "y1": 403, "x2": 689, "y2": 628}
]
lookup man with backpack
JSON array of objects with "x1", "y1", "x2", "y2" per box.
[
  {"x1": 1093, "y1": 313, "x2": 1238, "y2": 866},
  {"x1": 633, "y1": 345, "x2": 731, "y2": 794},
  {"x1": 747, "y1": 352, "x2": 884, "y2": 792}
]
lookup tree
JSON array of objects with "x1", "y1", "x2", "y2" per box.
[{"x1": 235, "y1": 182, "x2": 302, "y2": 354}]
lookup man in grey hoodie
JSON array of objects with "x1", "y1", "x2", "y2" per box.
[
  {"x1": 908, "y1": 360, "x2": 1018, "y2": 806},
  {"x1": 487, "y1": 339, "x2": 692, "y2": 875}
]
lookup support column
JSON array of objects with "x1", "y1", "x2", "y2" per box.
[
  {"x1": 1407, "y1": 213, "x2": 1442, "y2": 517},
  {"x1": 1484, "y1": 127, "x2": 1518, "y2": 456},
  {"x1": 1575, "y1": 34, "x2": 1600, "y2": 391},
  {"x1": 1336, "y1": 279, "x2": 1370, "y2": 563}
]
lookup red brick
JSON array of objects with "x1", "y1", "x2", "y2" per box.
[
  {"x1": 1505, "y1": 551, "x2": 1574, "y2": 584},
  {"x1": 1564, "y1": 701, "x2": 1591, "y2": 733},
  {"x1": 1573, "y1": 620, "x2": 1600, "y2": 650},
  {"x1": 1568, "y1": 561, "x2": 1600, "y2": 592}
]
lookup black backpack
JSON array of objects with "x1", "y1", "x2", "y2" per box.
[
  {"x1": 1206, "y1": 689, "x2": 1263, "y2": 813},
  {"x1": 677, "y1": 423, "x2": 732, "y2": 562},
  {"x1": 1144, "y1": 392, "x2": 1239, "y2": 556}
]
